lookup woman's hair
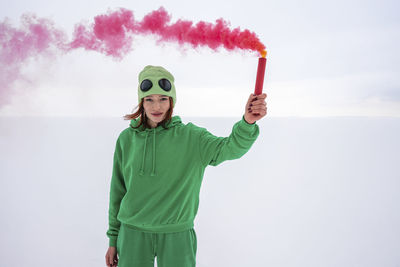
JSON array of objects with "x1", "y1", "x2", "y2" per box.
[{"x1": 123, "y1": 97, "x2": 174, "y2": 129}]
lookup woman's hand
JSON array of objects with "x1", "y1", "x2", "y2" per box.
[
  {"x1": 244, "y1": 93, "x2": 267, "y2": 124},
  {"x1": 105, "y1": 246, "x2": 118, "y2": 267}
]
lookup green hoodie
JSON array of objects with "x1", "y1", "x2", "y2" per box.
[{"x1": 106, "y1": 115, "x2": 259, "y2": 247}]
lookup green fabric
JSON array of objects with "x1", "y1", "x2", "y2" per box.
[
  {"x1": 138, "y1": 65, "x2": 177, "y2": 107},
  {"x1": 116, "y1": 223, "x2": 197, "y2": 267},
  {"x1": 106, "y1": 115, "x2": 259, "y2": 247}
]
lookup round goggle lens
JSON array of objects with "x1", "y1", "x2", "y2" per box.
[
  {"x1": 140, "y1": 79, "x2": 153, "y2": 92},
  {"x1": 158, "y1": 79, "x2": 171, "y2": 91}
]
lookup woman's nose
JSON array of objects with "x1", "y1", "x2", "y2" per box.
[{"x1": 152, "y1": 101, "x2": 161, "y2": 108}]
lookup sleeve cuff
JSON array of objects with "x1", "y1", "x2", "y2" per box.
[
  {"x1": 109, "y1": 237, "x2": 117, "y2": 247},
  {"x1": 237, "y1": 115, "x2": 259, "y2": 138}
]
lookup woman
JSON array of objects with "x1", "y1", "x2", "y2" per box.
[{"x1": 105, "y1": 65, "x2": 267, "y2": 267}]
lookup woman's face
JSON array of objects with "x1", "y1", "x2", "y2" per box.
[{"x1": 143, "y1": 94, "x2": 170, "y2": 127}]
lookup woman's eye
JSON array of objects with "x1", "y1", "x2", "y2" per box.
[
  {"x1": 161, "y1": 98, "x2": 168, "y2": 101},
  {"x1": 146, "y1": 99, "x2": 152, "y2": 101}
]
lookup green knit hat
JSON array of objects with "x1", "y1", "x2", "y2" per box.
[{"x1": 138, "y1": 65, "x2": 176, "y2": 107}]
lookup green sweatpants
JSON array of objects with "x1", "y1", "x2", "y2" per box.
[{"x1": 116, "y1": 223, "x2": 197, "y2": 267}]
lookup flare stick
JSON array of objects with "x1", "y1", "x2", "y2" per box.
[{"x1": 254, "y1": 57, "x2": 267, "y2": 95}]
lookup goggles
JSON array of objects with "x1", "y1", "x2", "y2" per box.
[{"x1": 140, "y1": 78, "x2": 172, "y2": 92}]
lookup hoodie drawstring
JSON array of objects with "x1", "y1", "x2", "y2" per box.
[
  {"x1": 133, "y1": 117, "x2": 181, "y2": 177},
  {"x1": 139, "y1": 128, "x2": 157, "y2": 176},
  {"x1": 151, "y1": 129, "x2": 156, "y2": 176},
  {"x1": 139, "y1": 131, "x2": 148, "y2": 176}
]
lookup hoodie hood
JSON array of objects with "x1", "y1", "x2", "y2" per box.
[{"x1": 129, "y1": 115, "x2": 182, "y2": 177}]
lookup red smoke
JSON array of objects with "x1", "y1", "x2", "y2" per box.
[
  {"x1": 68, "y1": 8, "x2": 136, "y2": 58},
  {"x1": 0, "y1": 14, "x2": 67, "y2": 106},
  {"x1": 0, "y1": 7, "x2": 266, "y2": 107},
  {"x1": 69, "y1": 7, "x2": 266, "y2": 58}
]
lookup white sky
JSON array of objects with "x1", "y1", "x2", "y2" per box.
[{"x1": 0, "y1": 0, "x2": 399, "y2": 117}]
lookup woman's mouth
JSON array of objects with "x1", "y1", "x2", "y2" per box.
[{"x1": 152, "y1": 113, "x2": 163, "y2": 117}]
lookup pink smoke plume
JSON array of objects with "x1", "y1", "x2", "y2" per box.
[
  {"x1": 0, "y1": 14, "x2": 67, "y2": 106},
  {"x1": 69, "y1": 7, "x2": 266, "y2": 58},
  {"x1": 0, "y1": 7, "x2": 266, "y2": 107}
]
